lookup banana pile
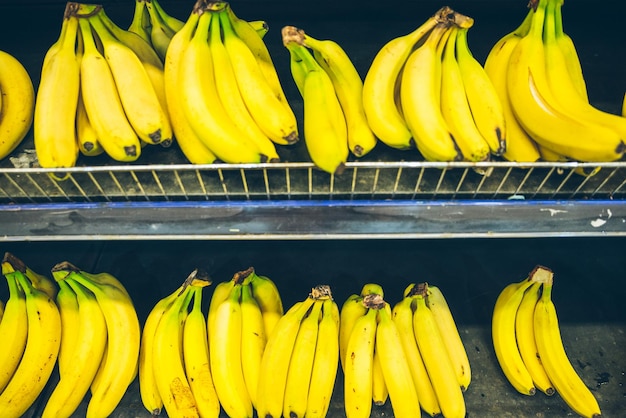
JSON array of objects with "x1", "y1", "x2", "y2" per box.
[
  {"x1": 165, "y1": 0, "x2": 298, "y2": 165},
  {"x1": 492, "y1": 265, "x2": 601, "y2": 417},
  {"x1": 0, "y1": 254, "x2": 141, "y2": 418},
  {"x1": 362, "y1": 7, "x2": 506, "y2": 162},
  {"x1": 485, "y1": 0, "x2": 626, "y2": 164},
  {"x1": 282, "y1": 26, "x2": 378, "y2": 174},
  {"x1": 0, "y1": 50, "x2": 34, "y2": 160}
]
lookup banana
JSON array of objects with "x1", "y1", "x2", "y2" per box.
[
  {"x1": 514, "y1": 281, "x2": 555, "y2": 396},
  {"x1": 178, "y1": 8, "x2": 264, "y2": 163},
  {"x1": 376, "y1": 301, "x2": 421, "y2": 418},
  {"x1": 412, "y1": 287, "x2": 465, "y2": 418},
  {"x1": 492, "y1": 267, "x2": 549, "y2": 396},
  {"x1": 256, "y1": 295, "x2": 316, "y2": 418},
  {"x1": 0, "y1": 299, "x2": 4, "y2": 321},
  {"x1": 392, "y1": 295, "x2": 441, "y2": 417},
  {"x1": 33, "y1": 10, "x2": 80, "y2": 169},
  {"x1": 56, "y1": 263, "x2": 141, "y2": 418},
  {"x1": 339, "y1": 293, "x2": 368, "y2": 370},
  {"x1": 371, "y1": 348, "x2": 388, "y2": 406},
  {"x1": 0, "y1": 271, "x2": 61, "y2": 418},
  {"x1": 153, "y1": 284, "x2": 199, "y2": 418},
  {"x1": 76, "y1": 92, "x2": 104, "y2": 157},
  {"x1": 151, "y1": 0, "x2": 185, "y2": 32},
  {"x1": 53, "y1": 280, "x2": 80, "y2": 376},
  {"x1": 2, "y1": 252, "x2": 58, "y2": 300},
  {"x1": 506, "y1": 0, "x2": 625, "y2": 162},
  {"x1": 483, "y1": 8, "x2": 540, "y2": 163},
  {"x1": 163, "y1": 10, "x2": 217, "y2": 164},
  {"x1": 440, "y1": 26, "x2": 491, "y2": 162},
  {"x1": 248, "y1": 268, "x2": 284, "y2": 339},
  {"x1": 42, "y1": 278, "x2": 108, "y2": 418},
  {"x1": 249, "y1": 19, "x2": 269, "y2": 39},
  {"x1": 305, "y1": 298, "x2": 339, "y2": 418},
  {"x1": 145, "y1": 0, "x2": 177, "y2": 61},
  {"x1": 362, "y1": 9, "x2": 445, "y2": 149},
  {"x1": 0, "y1": 50, "x2": 34, "y2": 160},
  {"x1": 221, "y1": 12, "x2": 299, "y2": 146},
  {"x1": 299, "y1": 30, "x2": 378, "y2": 157},
  {"x1": 283, "y1": 297, "x2": 324, "y2": 418},
  {"x1": 0, "y1": 266, "x2": 28, "y2": 393},
  {"x1": 400, "y1": 22, "x2": 462, "y2": 162},
  {"x1": 78, "y1": 17, "x2": 141, "y2": 162},
  {"x1": 184, "y1": 285, "x2": 220, "y2": 418},
  {"x1": 207, "y1": 278, "x2": 236, "y2": 337},
  {"x1": 284, "y1": 37, "x2": 348, "y2": 174},
  {"x1": 425, "y1": 283, "x2": 471, "y2": 391},
  {"x1": 240, "y1": 281, "x2": 267, "y2": 408},
  {"x1": 554, "y1": 0, "x2": 587, "y2": 101},
  {"x1": 128, "y1": 0, "x2": 152, "y2": 44},
  {"x1": 209, "y1": 284, "x2": 253, "y2": 418},
  {"x1": 209, "y1": 10, "x2": 280, "y2": 162},
  {"x1": 534, "y1": 271, "x2": 601, "y2": 417},
  {"x1": 89, "y1": 14, "x2": 172, "y2": 145},
  {"x1": 456, "y1": 26, "x2": 507, "y2": 156}
]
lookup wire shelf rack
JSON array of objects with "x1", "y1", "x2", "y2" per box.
[{"x1": 1, "y1": 160, "x2": 626, "y2": 204}]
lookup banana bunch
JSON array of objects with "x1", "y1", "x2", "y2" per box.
[
  {"x1": 0, "y1": 50, "x2": 35, "y2": 160},
  {"x1": 256, "y1": 284, "x2": 339, "y2": 418},
  {"x1": 139, "y1": 268, "x2": 219, "y2": 417},
  {"x1": 362, "y1": 7, "x2": 506, "y2": 162},
  {"x1": 34, "y1": 2, "x2": 172, "y2": 169},
  {"x1": 0, "y1": 253, "x2": 60, "y2": 418},
  {"x1": 281, "y1": 25, "x2": 377, "y2": 173},
  {"x1": 492, "y1": 265, "x2": 601, "y2": 417},
  {"x1": 207, "y1": 267, "x2": 284, "y2": 418},
  {"x1": 485, "y1": 0, "x2": 626, "y2": 164},
  {"x1": 165, "y1": 0, "x2": 297, "y2": 165}
]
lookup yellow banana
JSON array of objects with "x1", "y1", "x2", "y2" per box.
[
  {"x1": 305, "y1": 298, "x2": 339, "y2": 418},
  {"x1": 128, "y1": 0, "x2": 152, "y2": 45},
  {"x1": 515, "y1": 281, "x2": 555, "y2": 396},
  {"x1": 33, "y1": 12, "x2": 80, "y2": 168},
  {"x1": 221, "y1": 12, "x2": 299, "y2": 146},
  {"x1": 440, "y1": 26, "x2": 491, "y2": 162},
  {"x1": 0, "y1": 299, "x2": 4, "y2": 321},
  {"x1": 0, "y1": 267, "x2": 28, "y2": 393},
  {"x1": 240, "y1": 281, "x2": 267, "y2": 408},
  {"x1": 249, "y1": 19, "x2": 269, "y2": 39},
  {"x1": 78, "y1": 17, "x2": 141, "y2": 162},
  {"x1": 209, "y1": 284, "x2": 253, "y2": 418},
  {"x1": 163, "y1": 10, "x2": 217, "y2": 164},
  {"x1": 425, "y1": 283, "x2": 471, "y2": 391},
  {"x1": 534, "y1": 274, "x2": 601, "y2": 417},
  {"x1": 179, "y1": 8, "x2": 264, "y2": 163},
  {"x1": 554, "y1": 0, "x2": 587, "y2": 101},
  {"x1": 400, "y1": 22, "x2": 462, "y2": 162},
  {"x1": 371, "y1": 348, "x2": 388, "y2": 406},
  {"x1": 76, "y1": 92, "x2": 104, "y2": 157},
  {"x1": 42, "y1": 278, "x2": 107, "y2": 418},
  {"x1": 392, "y1": 296, "x2": 441, "y2": 417},
  {"x1": 339, "y1": 293, "x2": 367, "y2": 371},
  {"x1": 413, "y1": 289, "x2": 465, "y2": 418},
  {"x1": 456, "y1": 26, "x2": 507, "y2": 156},
  {"x1": 209, "y1": 10, "x2": 280, "y2": 162},
  {"x1": 2, "y1": 252, "x2": 57, "y2": 300},
  {"x1": 145, "y1": 0, "x2": 177, "y2": 61},
  {"x1": 256, "y1": 295, "x2": 316, "y2": 418},
  {"x1": 0, "y1": 271, "x2": 61, "y2": 418},
  {"x1": 151, "y1": 0, "x2": 185, "y2": 33},
  {"x1": 207, "y1": 278, "x2": 236, "y2": 337},
  {"x1": 248, "y1": 268, "x2": 284, "y2": 339},
  {"x1": 52, "y1": 280, "x2": 80, "y2": 376}
]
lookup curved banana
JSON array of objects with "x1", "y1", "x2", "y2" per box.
[
  {"x1": 534, "y1": 276, "x2": 601, "y2": 417},
  {"x1": 78, "y1": 17, "x2": 141, "y2": 162},
  {"x1": 426, "y1": 283, "x2": 471, "y2": 391},
  {"x1": 33, "y1": 13, "x2": 79, "y2": 168},
  {"x1": 456, "y1": 26, "x2": 507, "y2": 156},
  {"x1": 76, "y1": 93, "x2": 104, "y2": 157},
  {"x1": 305, "y1": 298, "x2": 339, "y2": 418},
  {"x1": 371, "y1": 348, "x2": 388, "y2": 406},
  {"x1": 0, "y1": 299, "x2": 4, "y2": 321},
  {"x1": 42, "y1": 278, "x2": 107, "y2": 418},
  {"x1": 151, "y1": 0, "x2": 185, "y2": 32},
  {"x1": 376, "y1": 302, "x2": 421, "y2": 418},
  {"x1": 240, "y1": 282, "x2": 267, "y2": 408},
  {"x1": 554, "y1": 0, "x2": 587, "y2": 101},
  {"x1": 256, "y1": 296, "x2": 316, "y2": 418},
  {"x1": 179, "y1": 9, "x2": 264, "y2": 163},
  {"x1": 514, "y1": 280, "x2": 555, "y2": 396},
  {"x1": 413, "y1": 290, "x2": 465, "y2": 418},
  {"x1": 221, "y1": 12, "x2": 299, "y2": 146},
  {"x1": 440, "y1": 26, "x2": 490, "y2": 162},
  {"x1": 3, "y1": 252, "x2": 57, "y2": 300},
  {"x1": 339, "y1": 293, "x2": 367, "y2": 370},
  {"x1": 506, "y1": 0, "x2": 625, "y2": 162},
  {"x1": 163, "y1": 10, "x2": 217, "y2": 164},
  {"x1": 0, "y1": 271, "x2": 61, "y2": 418},
  {"x1": 0, "y1": 267, "x2": 28, "y2": 393},
  {"x1": 207, "y1": 278, "x2": 236, "y2": 337},
  {"x1": 0, "y1": 50, "x2": 34, "y2": 160},
  {"x1": 249, "y1": 20, "x2": 269, "y2": 39},
  {"x1": 209, "y1": 284, "x2": 253, "y2": 418},
  {"x1": 145, "y1": 0, "x2": 176, "y2": 61},
  {"x1": 392, "y1": 296, "x2": 441, "y2": 417},
  {"x1": 209, "y1": 11, "x2": 280, "y2": 162},
  {"x1": 400, "y1": 22, "x2": 461, "y2": 162},
  {"x1": 248, "y1": 269, "x2": 284, "y2": 339},
  {"x1": 53, "y1": 279, "x2": 80, "y2": 376},
  {"x1": 59, "y1": 265, "x2": 141, "y2": 418},
  {"x1": 128, "y1": 0, "x2": 151, "y2": 44},
  {"x1": 483, "y1": 9, "x2": 540, "y2": 163}
]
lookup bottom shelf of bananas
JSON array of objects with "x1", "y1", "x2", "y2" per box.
[{"x1": 0, "y1": 237, "x2": 624, "y2": 418}]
